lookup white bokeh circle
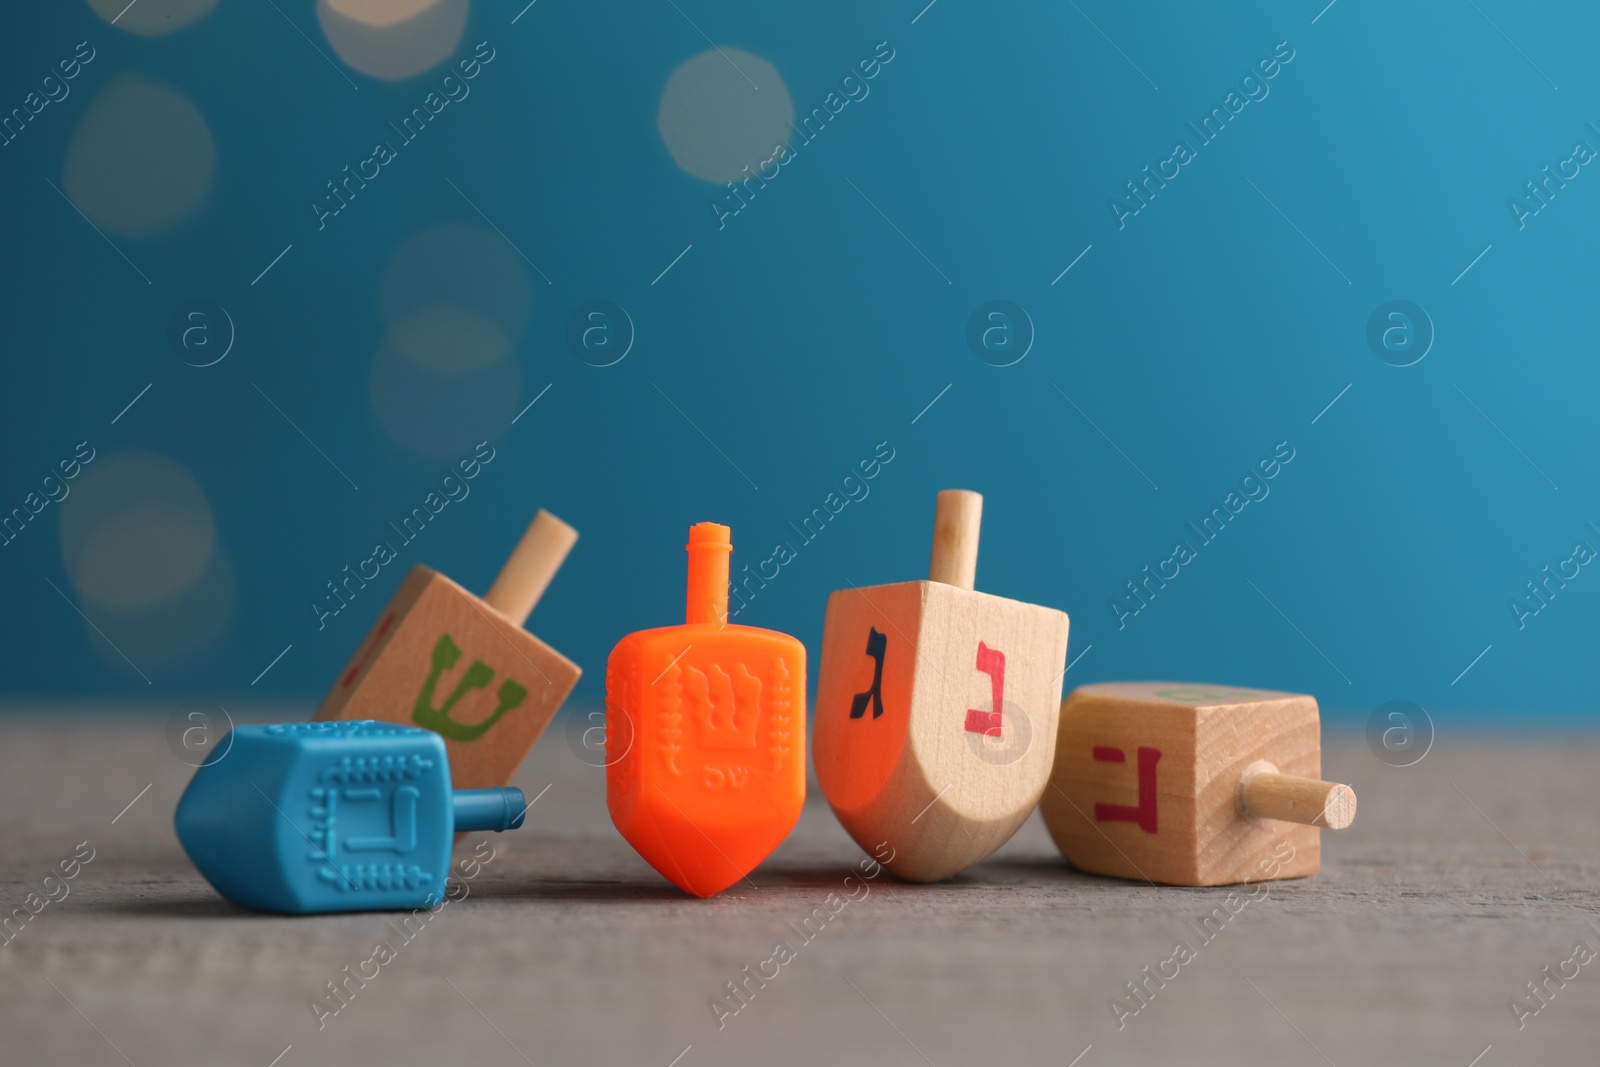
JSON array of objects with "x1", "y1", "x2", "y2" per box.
[
  {"x1": 63, "y1": 77, "x2": 215, "y2": 237},
  {"x1": 59, "y1": 451, "x2": 217, "y2": 612},
  {"x1": 380, "y1": 223, "x2": 533, "y2": 340},
  {"x1": 317, "y1": 0, "x2": 468, "y2": 81},
  {"x1": 658, "y1": 48, "x2": 794, "y2": 183},
  {"x1": 387, "y1": 304, "x2": 512, "y2": 375}
]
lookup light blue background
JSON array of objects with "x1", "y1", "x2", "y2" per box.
[{"x1": 3, "y1": 0, "x2": 1597, "y2": 726}]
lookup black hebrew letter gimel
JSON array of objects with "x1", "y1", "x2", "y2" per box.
[{"x1": 849, "y1": 628, "x2": 887, "y2": 720}]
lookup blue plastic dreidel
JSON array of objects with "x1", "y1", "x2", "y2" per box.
[{"x1": 175, "y1": 721, "x2": 525, "y2": 914}]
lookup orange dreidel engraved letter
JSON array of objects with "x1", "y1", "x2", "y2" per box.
[{"x1": 605, "y1": 523, "x2": 807, "y2": 897}]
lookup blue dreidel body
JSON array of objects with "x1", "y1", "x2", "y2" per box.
[{"x1": 175, "y1": 721, "x2": 524, "y2": 914}]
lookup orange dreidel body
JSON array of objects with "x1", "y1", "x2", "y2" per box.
[
  {"x1": 1039, "y1": 682, "x2": 1357, "y2": 887},
  {"x1": 606, "y1": 523, "x2": 806, "y2": 897},
  {"x1": 317, "y1": 510, "x2": 582, "y2": 792}
]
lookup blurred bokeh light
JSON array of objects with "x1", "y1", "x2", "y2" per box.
[
  {"x1": 379, "y1": 222, "x2": 533, "y2": 340},
  {"x1": 62, "y1": 77, "x2": 215, "y2": 238},
  {"x1": 369, "y1": 224, "x2": 531, "y2": 457},
  {"x1": 61, "y1": 451, "x2": 216, "y2": 612},
  {"x1": 58, "y1": 452, "x2": 234, "y2": 673},
  {"x1": 657, "y1": 48, "x2": 793, "y2": 183},
  {"x1": 368, "y1": 323, "x2": 522, "y2": 457},
  {"x1": 317, "y1": 0, "x2": 468, "y2": 81}
]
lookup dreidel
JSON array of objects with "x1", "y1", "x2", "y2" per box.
[
  {"x1": 606, "y1": 522, "x2": 806, "y2": 897},
  {"x1": 317, "y1": 510, "x2": 581, "y2": 791},
  {"x1": 1039, "y1": 682, "x2": 1357, "y2": 886},
  {"x1": 813, "y1": 490, "x2": 1071, "y2": 882},
  {"x1": 175, "y1": 721, "x2": 526, "y2": 914}
]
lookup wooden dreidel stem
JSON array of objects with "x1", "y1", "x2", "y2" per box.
[
  {"x1": 928, "y1": 489, "x2": 982, "y2": 590},
  {"x1": 316, "y1": 508, "x2": 583, "y2": 793},
  {"x1": 813, "y1": 488, "x2": 1071, "y2": 883},
  {"x1": 606, "y1": 522, "x2": 807, "y2": 897},
  {"x1": 484, "y1": 509, "x2": 579, "y2": 625},
  {"x1": 1238, "y1": 761, "x2": 1356, "y2": 829}
]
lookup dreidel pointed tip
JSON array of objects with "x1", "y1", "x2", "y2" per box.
[{"x1": 615, "y1": 787, "x2": 789, "y2": 898}]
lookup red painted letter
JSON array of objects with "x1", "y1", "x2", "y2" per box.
[
  {"x1": 963, "y1": 641, "x2": 1005, "y2": 736},
  {"x1": 1094, "y1": 746, "x2": 1161, "y2": 833}
]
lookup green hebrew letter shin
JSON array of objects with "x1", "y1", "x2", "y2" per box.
[{"x1": 411, "y1": 633, "x2": 528, "y2": 742}]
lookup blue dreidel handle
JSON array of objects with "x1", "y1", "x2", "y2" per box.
[{"x1": 453, "y1": 787, "x2": 527, "y2": 832}]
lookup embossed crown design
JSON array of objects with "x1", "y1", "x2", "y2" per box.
[{"x1": 684, "y1": 662, "x2": 762, "y2": 749}]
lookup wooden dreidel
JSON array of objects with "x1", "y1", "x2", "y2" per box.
[
  {"x1": 317, "y1": 510, "x2": 581, "y2": 791},
  {"x1": 606, "y1": 522, "x2": 806, "y2": 897},
  {"x1": 1039, "y1": 682, "x2": 1357, "y2": 887},
  {"x1": 175, "y1": 721, "x2": 527, "y2": 914},
  {"x1": 813, "y1": 489, "x2": 1071, "y2": 882}
]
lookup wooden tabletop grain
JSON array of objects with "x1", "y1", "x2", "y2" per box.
[{"x1": 0, "y1": 709, "x2": 1595, "y2": 1066}]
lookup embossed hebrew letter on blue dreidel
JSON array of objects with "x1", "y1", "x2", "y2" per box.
[{"x1": 175, "y1": 721, "x2": 525, "y2": 914}]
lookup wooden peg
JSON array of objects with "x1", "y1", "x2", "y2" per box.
[
  {"x1": 928, "y1": 489, "x2": 982, "y2": 590},
  {"x1": 484, "y1": 509, "x2": 579, "y2": 626},
  {"x1": 1238, "y1": 762, "x2": 1356, "y2": 829}
]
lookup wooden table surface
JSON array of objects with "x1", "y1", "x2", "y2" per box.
[{"x1": 1, "y1": 709, "x2": 1595, "y2": 1066}]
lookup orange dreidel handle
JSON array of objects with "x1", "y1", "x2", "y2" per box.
[{"x1": 686, "y1": 522, "x2": 731, "y2": 626}]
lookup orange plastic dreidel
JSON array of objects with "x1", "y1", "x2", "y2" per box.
[{"x1": 605, "y1": 523, "x2": 806, "y2": 897}]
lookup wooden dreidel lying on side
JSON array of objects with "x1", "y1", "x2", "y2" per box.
[
  {"x1": 606, "y1": 523, "x2": 806, "y2": 897},
  {"x1": 813, "y1": 490, "x2": 1071, "y2": 882},
  {"x1": 317, "y1": 510, "x2": 581, "y2": 791},
  {"x1": 1039, "y1": 682, "x2": 1357, "y2": 887},
  {"x1": 175, "y1": 721, "x2": 527, "y2": 914}
]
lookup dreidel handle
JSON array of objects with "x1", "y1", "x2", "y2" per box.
[
  {"x1": 1237, "y1": 761, "x2": 1356, "y2": 829},
  {"x1": 929, "y1": 489, "x2": 982, "y2": 590},
  {"x1": 453, "y1": 787, "x2": 528, "y2": 832},
  {"x1": 685, "y1": 522, "x2": 732, "y2": 626},
  {"x1": 484, "y1": 509, "x2": 578, "y2": 626}
]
